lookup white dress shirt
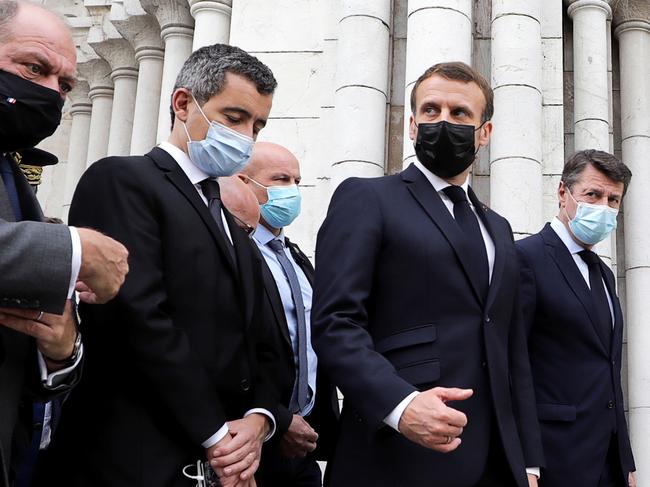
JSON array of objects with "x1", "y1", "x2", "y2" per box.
[{"x1": 158, "y1": 142, "x2": 276, "y2": 448}]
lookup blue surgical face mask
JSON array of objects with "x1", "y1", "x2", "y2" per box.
[
  {"x1": 249, "y1": 177, "x2": 301, "y2": 229},
  {"x1": 183, "y1": 96, "x2": 254, "y2": 177},
  {"x1": 566, "y1": 189, "x2": 619, "y2": 245}
]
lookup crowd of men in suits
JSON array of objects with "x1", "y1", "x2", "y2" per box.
[{"x1": 0, "y1": 0, "x2": 638, "y2": 486}]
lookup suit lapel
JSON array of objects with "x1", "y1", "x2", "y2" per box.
[
  {"x1": 261, "y1": 257, "x2": 292, "y2": 348},
  {"x1": 601, "y1": 263, "x2": 621, "y2": 356},
  {"x1": 469, "y1": 188, "x2": 506, "y2": 312},
  {"x1": 226, "y1": 212, "x2": 258, "y2": 329},
  {"x1": 11, "y1": 158, "x2": 43, "y2": 221},
  {"x1": 541, "y1": 224, "x2": 609, "y2": 353},
  {"x1": 402, "y1": 164, "x2": 484, "y2": 306},
  {"x1": 149, "y1": 147, "x2": 237, "y2": 275}
]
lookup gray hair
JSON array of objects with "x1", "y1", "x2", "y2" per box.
[
  {"x1": 561, "y1": 149, "x2": 632, "y2": 195},
  {"x1": 170, "y1": 43, "x2": 277, "y2": 127},
  {"x1": 0, "y1": 0, "x2": 19, "y2": 43}
]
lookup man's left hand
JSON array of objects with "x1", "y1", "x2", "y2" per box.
[
  {"x1": 209, "y1": 413, "x2": 269, "y2": 481},
  {"x1": 629, "y1": 472, "x2": 636, "y2": 487},
  {"x1": 0, "y1": 300, "x2": 77, "y2": 371},
  {"x1": 527, "y1": 473, "x2": 538, "y2": 487}
]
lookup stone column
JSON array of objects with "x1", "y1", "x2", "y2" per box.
[
  {"x1": 566, "y1": 0, "x2": 614, "y2": 263},
  {"x1": 63, "y1": 82, "x2": 92, "y2": 214},
  {"x1": 332, "y1": 0, "x2": 391, "y2": 186},
  {"x1": 402, "y1": 0, "x2": 473, "y2": 166},
  {"x1": 490, "y1": 1, "x2": 544, "y2": 238},
  {"x1": 111, "y1": 2, "x2": 165, "y2": 154},
  {"x1": 189, "y1": 0, "x2": 231, "y2": 50},
  {"x1": 79, "y1": 59, "x2": 114, "y2": 165},
  {"x1": 105, "y1": 55, "x2": 139, "y2": 156},
  {"x1": 142, "y1": 0, "x2": 194, "y2": 142},
  {"x1": 616, "y1": 9, "x2": 650, "y2": 484}
]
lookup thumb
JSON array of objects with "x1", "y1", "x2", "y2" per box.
[{"x1": 434, "y1": 387, "x2": 474, "y2": 402}]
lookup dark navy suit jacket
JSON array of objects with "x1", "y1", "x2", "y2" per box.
[
  {"x1": 312, "y1": 164, "x2": 543, "y2": 487},
  {"x1": 517, "y1": 223, "x2": 635, "y2": 486}
]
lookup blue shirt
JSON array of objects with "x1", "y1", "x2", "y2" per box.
[{"x1": 253, "y1": 224, "x2": 317, "y2": 416}]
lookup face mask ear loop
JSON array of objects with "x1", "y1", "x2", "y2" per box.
[
  {"x1": 182, "y1": 121, "x2": 192, "y2": 143},
  {"x1": 190, "y1": 92, "x2": 211, "y2": 126},
  {"x1": 473, "y1": 120, "x2": 489, "y2": 156}
]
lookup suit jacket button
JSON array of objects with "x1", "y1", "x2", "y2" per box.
[
  {"x1": 481, "y1": 361, "x2": 487, "y2": 369},
  {"x1": 12, "y1": 298, "x2": 21, "y2": 305},
  {"x1": 240, "y1": 379, "x2": 250, "y2": 392},
  {"x1": 484, "y1": 316, "x2": 491, "y2": 323},
  {"x1": 607, "y1": 400, "x2": 614, "y2": 409}
]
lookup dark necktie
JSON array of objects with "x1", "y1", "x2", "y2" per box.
[
  {"x1": 199, "y1": 178, "x2": 236, "y2": 263},
  {"x1": 0, "y1": 154, "x2": 23, "y2": 221},
  {"x1": 442, "y1": 185, "x2": 489, "y2": 300},
  {"x1": 578, "y1": 249, "x2": 612, "y2": 347},
  {"x1": 268, "y1": 238, "x2": 309, "y2": 413}
]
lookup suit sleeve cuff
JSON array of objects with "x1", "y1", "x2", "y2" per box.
[
  {"x1": 38, "y1": 343, "x2": 84, "y2": 389},
  {"x1": 67, "y1": 227, "x2": 82, "y2": 299},
  {"x1": 526, "y1": 467, "x2": 540, "y2": 478},
  {"x1": 383, "y1": 391, "x2": 420, "y2": 432},
  {"x1": 202, "y1": 423, "x2": 229, "y2": 449},
  {"x1": 244, "y1": 408, "x2": 276, "y2": 441}
]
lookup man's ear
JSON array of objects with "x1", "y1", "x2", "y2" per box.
[
  {"x1": 236, "y1": 173, "x2": 249, "y2": 184},
  {"x1": 171, "y1": 88, "x2": 193, "y2": 124},
  {"x1": 477, "y1": 121, "x2": 493, "y2": 148},
  {"x1": 408, "y1": 114, "x2": 417, "y2": 142}
]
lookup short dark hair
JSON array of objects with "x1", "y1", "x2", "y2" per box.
[
  {"x1": 170, "y1": 43, "x2": 277, "y2": 127},
  {"x1": 562, "y1": 149, "x2": 632, "y2": 195},
  {"x1": 410, "y1": 61, "x2": 494, "y2": 123}
]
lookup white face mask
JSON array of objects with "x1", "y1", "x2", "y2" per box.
[
  {"x1": 183, "y1": 95, "x2": 254, "y2": 177},
  {"x1": 565, "y1": 189, "x2": 619, "y2": 245}
]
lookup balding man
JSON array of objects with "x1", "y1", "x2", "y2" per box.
[
  {"x1": 0, "y1": 1, "x2": 128, "y2": 485},
  {"x1": 240, "y1": 142, "x2": 338, "y2": 487}
]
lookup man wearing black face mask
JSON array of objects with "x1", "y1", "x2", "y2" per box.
[
  {"x1": 0, "y1": 1, "x2": 129, "y2": 485},
  {"x1": 312, "y1": 61, "x2": 543, "y2": 487}
]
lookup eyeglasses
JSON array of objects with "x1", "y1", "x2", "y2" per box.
[{"x1": 231, "y1": 214, "x2": 256, "y2": 236}]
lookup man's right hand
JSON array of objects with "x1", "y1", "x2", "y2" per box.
[
  {"x1": 280, "y1": 414, "x2": 318, "y2": 458},
  {"x1": 76, "y1": 228, "x2": 129, "y2": 304},
  {"x1": 398, "y1": 387, "x2": 473, "y2": 453}
]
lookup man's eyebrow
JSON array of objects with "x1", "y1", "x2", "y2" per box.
[{"x1": 223, "y1": 107, "x2": 267, "y2": 127}]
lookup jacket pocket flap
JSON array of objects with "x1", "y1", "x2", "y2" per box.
[
  {"x1": 537, "y1": 403, "x2": 576, "y2": 422},
  {"x1": 397, "y1": 359, "x2": 440, "y2": 387},
  {"x1": 375, "y1": 324, "x2": 436, "y2": 353}
]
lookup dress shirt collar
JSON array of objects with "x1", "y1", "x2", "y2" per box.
[
  {"x1": 413, "y1": 160, "x2": 470, "y2": 194},
  {"x1": 550, "y1": 216, "x2": 585, "y2": 255},
  {"x1": 253, "y1": 223, "x2": 285, "y2": 247},
  {"x1": 158, "y1": 141, "x2": 208, "y2": 186}
]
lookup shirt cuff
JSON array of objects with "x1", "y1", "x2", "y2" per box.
[
  {"x1": 37, "y1": 343, "x2": 84, "y2": 389},
  {"x1": 383, "y1": 391, "x2": 420, "y2": 432},
  {"x1": 67, "y1": 227, "x2": 82, "y2": 299},
  {"x1": 526, "y1": 467, "x2": 540, "y2": 478},
  {"x1": 244, "y1": 408, "x2": 276, "y2": 441},
  {"x1": 202, "y1": 423, "x2": 230, "y2": 449}
]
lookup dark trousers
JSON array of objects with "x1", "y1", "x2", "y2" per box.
[
  {"x1": 476, "y1": 428, "x2": 517, "y2": 487},
  {"x1": 257, "y1": 448, "x2": 322, "y2": 487},
  {"x1": 598, "y1": 434, "x2": 626, "y2": 487}
]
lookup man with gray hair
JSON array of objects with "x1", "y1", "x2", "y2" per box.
[
  {"x1": 39, "y1": 43, "x2": 280, "y2": 487},
  {"x1": 516, "y1": 150, "x2": 636, "y2": 487},
  {"x1": 0, "y1": 1, "x2": 129, "y2": 485}
]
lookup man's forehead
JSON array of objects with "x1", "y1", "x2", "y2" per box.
[{"x1": 416, "y1": 75, "x2": 484, "y2": 105}]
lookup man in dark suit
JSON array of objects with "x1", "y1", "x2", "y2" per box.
[
  {"x1": 38, "y1": 44, "x2": 281, "y2": 487},
  {"x1": 516, "y1": 150, "x2": 636, "y2": 487},
  {"x1": 0, "y1": 2, "x2": 128, "y2": 485},
  {"x1": 238, "y1": 142, "x2": 339, "y2": 486},
  {"x1": 312, "y1": 61, "x2": 543, "y2": 487}
]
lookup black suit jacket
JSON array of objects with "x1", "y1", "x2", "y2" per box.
[
  {"x1": 38, "y1": 148, "x2": 281, "y2": 487},
  {"x1": 259, "y1": 237, "x2": 339, "y2": 461},
  {"x1": 517, "y1": 223, "x2": 635, "y2": 486},
  {"x1": 312, "y1": 164, "x2": 543, "y2": 487}
]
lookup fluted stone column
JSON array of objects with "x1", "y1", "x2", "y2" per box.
[
  {"x1": 80, "y1": 59, "x2": 114, "y2": 165},
  {"x1": 142, "y1": 0, "x2": 194, "y2": 142},
  {"x1": 189, "y1": 0, "x2": 231, "y2": 50},
  {"x1": 131, "y1": 47, "x2": 164, "y2": 153},
  {"x1": 490, "y1": 1, "x2": 544, "y2": 238},
  {"x1": 567, "y1": 0, "x2": 614, "y2": 263},
  {"x1": 616, "y1": 11, "x2": 650, "y2": 484},
  {"x1": 567, "y1": 0, "x2": 612, "y2": 151},
  {"x1": 403, "y1": 0, "x2": 473, "y2": 166},
  {"x1": 332, "y1": 0, "x2": 391, "y2": 186},
  {"x1": 111, "y1": 3, "x2": 165, "y2": 155},
  {"x1": 63, "y1": 82, "x2": 92, "y2": 214}
]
